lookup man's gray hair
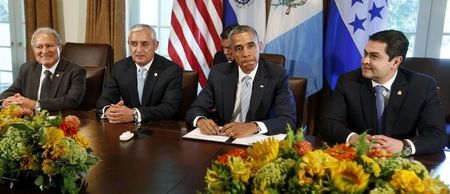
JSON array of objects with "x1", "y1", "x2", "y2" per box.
[
  {"x1": 128, "y1": 24, "x2": 157, "y2": 41},
  {"x1": 228, "y1": 25, "x2": 259, "y2": 42},
  {"x1": 31, "y1": 27, "x2": 62, "y2": 46}
]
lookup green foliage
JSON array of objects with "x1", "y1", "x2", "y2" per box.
[{"x1": 355, "y1": 132, "x2": 371, "y2": 155}]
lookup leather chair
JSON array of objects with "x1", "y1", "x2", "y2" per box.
[
  {"x1": 175, "y1": 71, "x2": 199, "y2": 120},
  {"x1": 289, "y1": 77, "x2": 307, "y2": 130},
  {"x1": 260, "y1": 53, "x2": 286, "y2": 67},
  {"x1": 402, "y1": 57, "x2": 450, "y2": 147},
  {"x1": 62, "y1": 42, "x2": 113, "y2": 111}
]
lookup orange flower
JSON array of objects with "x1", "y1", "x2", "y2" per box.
[
  {"x1": 326, "y1": 143, "x2": 357, "y2": 161},
  {"x1": 59, "y1": 115, "x2": 81, "y2": 137},
  {"x1": 217, "y1": 148, "x2": 247, "y2": 165},
  {"x1": 42, "y1": 159, "x2": 55, "y2": 175},
  {"x1": 367, "y1": 148, "x2": 392, "y2": 158}
]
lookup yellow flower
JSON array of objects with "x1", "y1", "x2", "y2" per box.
[
  {"x1": 390, "y1": 169, "x2": 424, "y2": 193},
  {"x1": 74, "y1": 132, "x2": 90, "y2": 148},
  {"x1": 42, "y1": 159, "x2": 55, "y2": 175},
  {"x1": 331, "y1": 160, "x2": 370, "y2": 193},
  {"x1": 361, "y1": 154, "x2": 381, "y2": 177},
  {"x1": 247, "y1": 137, "x2": 279, "y2": 171},
  {"x1": 302, "y1": 150, "x2": 337, "y2": 177},
  {"x1": 44, "y1": 127, "x2": 65, "y2": 146},
  {"x1": 227, "y1": 156, "x2": 251, "y2": 183}
]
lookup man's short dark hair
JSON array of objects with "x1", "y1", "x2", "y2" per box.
[
  {"x1": 220, "y1": 24, "x2": 238, "y2": 40},
  {"x1": 369, "y1": 29, "x2": 409, "y2": 61},
  {"x1": 228, "y1": 25, "x2": 259, "y2": 42}
]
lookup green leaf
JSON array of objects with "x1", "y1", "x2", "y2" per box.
[
  {"x1": 355, "y1": 131, "x2": 371, "y2": 155},
  {"x1": 34, "y1": 175, "x2": 44, "y2": 187}
]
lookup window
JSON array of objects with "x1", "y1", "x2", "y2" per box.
[
  {"x1": 388, "y1": 0, "x2": 420, "y2": 57},
  {"x1": 126, "y1": 0, "x2": 173, "y2": 58},
  {"x1": 0, "y1": 0, "x2": 25, "y2": 93},
  {"x1": 441, "y1": 0, "x2": 450, "y2": 58}
]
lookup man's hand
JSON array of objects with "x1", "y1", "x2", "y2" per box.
[
  {"x1": 2, "y1": 93, "x2": 37, "y2": 110},
  {"x1": 197, "y1": 118, "x2": 220, "y2": 135},
  {"x1": 370, "y1": 135, "x2": 404, "y2": 154},
  {"x1": 222, "y1": 122, "x2": 258, "y2": 138},
  {"x1": 105, "y1": 101, "x2": 134, "y2": 123}
]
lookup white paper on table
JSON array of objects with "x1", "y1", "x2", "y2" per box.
[
  {"x1": 232, "y1": 133, "x2": 287, "y2": 146},
  {"x1": 182, "y1": 128, "x2": 230, "y2": 142}
]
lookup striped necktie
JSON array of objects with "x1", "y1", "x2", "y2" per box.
[{"x1": 240, "y1": 75, "x2": 252, "y2": 122}]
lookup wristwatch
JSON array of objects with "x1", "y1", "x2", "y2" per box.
[
  {"x1": 133, "y1": 108, "x2": 140, "y2": 123},
  {"x1": 402, "y1": 140, "x2": 412, "y2": 156}
]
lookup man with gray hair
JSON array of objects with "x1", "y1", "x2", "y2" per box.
[
  {"x1": 96, "y1": 24, "x2": 182, "y2": 123},
  {"x1": 0, "y1": 27, "x2": 86, "y2": 111}
]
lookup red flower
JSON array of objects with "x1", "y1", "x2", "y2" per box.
[
  {"x1": 59, "y1": 115, "x2": 80, "y2": 137},
  {"x1": 216, "y1": 148, "x2": 247, "y2": 164},
  {"x1": 326, "y1": 144, "x2": 357, "y2": 161}
]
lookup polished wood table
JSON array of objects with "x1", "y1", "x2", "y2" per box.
[{"x1": 1, "y1": 111, "x2": 449, "y2": 193}]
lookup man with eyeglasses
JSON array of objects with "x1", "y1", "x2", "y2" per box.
[
  {"x1": 186, "y1": 25, "x2": 296, "y2": 138},
  {"x1": 96, "y1": 24, "x2": 182, "y2": 124},
  {"x1": 0, "y1": 27, "x2": 86, "y2": 111}
]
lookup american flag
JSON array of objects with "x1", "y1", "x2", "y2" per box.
[{"x1": 168, "y1": 0, "x2": 223, "y2": 87}]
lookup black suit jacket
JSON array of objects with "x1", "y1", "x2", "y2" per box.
[
  {"x1": 186, "y1": 59, "x2": 296, "y2": 135},
  {"x1": 319, "y1": 68, "x2": 447, "y2": 154},
  {"x1": 213, "y1": 51, "x2": 228, "y2": 65},
  {"x1": 96, "y1": 54, "x2": 183, "y2": 122},
  {"x1": 0, "y1": 57, "x2": 86, "y2": 111}
]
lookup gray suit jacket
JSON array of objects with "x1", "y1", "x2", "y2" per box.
[
  {"x1": 319, "y1": 68, "x2": 447, "y2": 154},
  {"x1": 96, "y1": 54, "x2": 183, "y2": 122},
  {"x1": 0, "y1": 57, "x2": 86, "y2": 111},
  {"x1": 186, "y1": 59, "x2": 296, "y2": 135}
]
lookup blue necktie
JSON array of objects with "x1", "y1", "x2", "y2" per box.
[
  {"x1": 374, "y1": 85, "x2": 386, "y2": 134},
  {"x1": 137, "y1": 67, "x2": 147, "y2": 104},
  {"x1": 240, "y1": 76, "x2": 252, "y2": 122},
  {"x1": 40, "y1": 70, "x2": 52, "y2": 99}
]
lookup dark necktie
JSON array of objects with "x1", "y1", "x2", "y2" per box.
[
  {"x1": 374, "y1": 85, "x2": 386, "y2": 134},
  {"x1": 40, "y1": 70, "x2": 52, "y2": 99}
]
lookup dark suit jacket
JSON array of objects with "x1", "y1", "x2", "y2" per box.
[
  {"x1": 213, "y1": 51, "x2": 228, "y2": 65},
  {"x1": 319, "y1": 68, "x2": 447, "y2": 154},
  {"x1": 96, "y1": 54, "x2": 183, "y2": 122},
  {"x1": 0, "y1": 57, "x2": 86, "y2": 111},
  {"x1": 186, "y1": 59, "x2": 296, "y2": 135}
]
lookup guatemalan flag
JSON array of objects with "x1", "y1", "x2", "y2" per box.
[
  {"x1": 324, "y1": 0, "x2": 388, "y2": 90},
  {"x1": 223, "y1": 0, "x2": 266, "y2": 41},
  {"x1": 265, "y1": 1, "x2": 323, "y2": 96}
]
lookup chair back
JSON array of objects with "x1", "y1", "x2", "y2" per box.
[
  {"x1": 289, "y1": 77, "x2": 307, "y2": 129},
  {"x1": 62, "y1": 42, "x2": 113, "y2": 110},
  {"x1": 175, "y1": 71, "x2": 199, "y2": 120},
  {"x1": 260, "y1": 53, "x2": 286, "y2": 67}
]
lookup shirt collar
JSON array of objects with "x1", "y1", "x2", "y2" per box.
[
  {"x1": 41, "y1": 58, "x2": 60, "y2": 75},
  {"x1": 238, "y1": 63, "x2": 258, "y2": 82},
  {"x1": 135, "y1": 58, "x2": 154, "y2": 72},
  {"x1": 371, "y1": 70, "x2": 398, "y2": 91}
]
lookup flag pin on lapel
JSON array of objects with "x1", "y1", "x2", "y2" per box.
[
  {"x1": 154, "y1": 73, "x2": 158, "y2": 77},
  {"x1": 397, "y1": 90, "x2": 402, "y2": 95},
  {"x1": 56, "y1": 74, "x2": 60, "y2": 78}
]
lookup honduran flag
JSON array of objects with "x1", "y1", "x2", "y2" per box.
[
  {"x1": 324, "y1": 0, "x2": 388, "y2": 90},
  {"x1": 223, "y1": 0, "x2": 266, "y2": 41},
  {"x1": 265, "y1": 1, "x2": 323, "y2": 96}
]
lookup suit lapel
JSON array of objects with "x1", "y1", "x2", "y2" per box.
[
  {"x1": 247, "y1": 60, "x2": 266, "y2": 121},
  {"x1": 49, "y1": 58, "x2": 66, "y2": 97},
  {"x1": 30, "y1": 64, "x2": 42, "y2": 99},
  {"x1": 125, "y1": 60, "x2": 140, "y2": 106},
  {"x1": 384, "y1": 71, "x2": 408, "y2": 135},
  {"x1": 359, "y1": 78, "x2": 377, "y2": 133},
  {"x1": 222, "y1": 63, "x2": 238, "y2": 123},
  {"x1": 141, "y1": 57, "x2": 161, "y2": 105}
]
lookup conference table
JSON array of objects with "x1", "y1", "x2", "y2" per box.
[{"x1": 1, "y1": 111, "x2": 449, "y2": 194}]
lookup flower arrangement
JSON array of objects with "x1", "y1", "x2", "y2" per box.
[
  {"x1": 0, "y1": 105, "x2": 99, "y2": 194},
  {"x1": 204, "y1": 125, "x2": 449, "y2": 194}
]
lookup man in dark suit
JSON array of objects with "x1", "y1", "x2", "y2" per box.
[
  {"x1": 186, "y1": 25, "x2": 296, "y2": 137},
  {"x1": 319, "y1": 30, "x2": 447, "y2": 155},
  {"x1": 213, "y1": 24, "x2": 238, "y2": 65},
  {"x1": 96, "y1": 24, "x2": 182, "y2": 123},
  {"x1": 0, "y1": 27, "x2": 86, "y2": 111}
]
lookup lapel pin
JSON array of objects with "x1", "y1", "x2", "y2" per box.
[
  {"x1": 56, "y1": 74, "x2": 60, "y2": 78},
  {"x1": 260, "y1": 85, "x2": 264, "y2": 88},
  {"x1": 397, "y1": 90, "x2": 402, "y2": 95},
  {"x1": 154, "y1": 73, "x2": 158, "y2": 77}
]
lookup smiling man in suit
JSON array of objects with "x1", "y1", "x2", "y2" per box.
[
  {"x1": 0, "y1": 27, "x2": 86, "y2": 111},
  {"x1": 96, "y1": 24, "x2": 182, "y2": 124},
  {"x1": 186, "y1": 25, "x2": 296, "y2": 138},
  {"x1": 319, "y1": 30, "x2": 447, "y2": 155}
]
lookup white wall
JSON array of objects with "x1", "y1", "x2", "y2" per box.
[{"x1": 58, "y1": 0, "x2": 86, "y2": 43}]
